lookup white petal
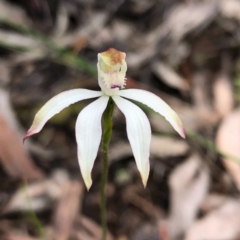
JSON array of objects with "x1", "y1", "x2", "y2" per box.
[
  {"x1": 112, "y1": 95, "x2": 151, "y2": 187},
  {"x1": 24, "y1": 89, "x2": 102, "y2": 141},
  {"x1": 76, "y1": 96, "x2": 109, "y2": 190},
  {"x1": 118, "y1": 89, "x2": 185, "y2": 138}
]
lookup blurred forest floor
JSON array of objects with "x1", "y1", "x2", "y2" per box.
[{"x1": 0, "y1": 0, "x2": 240, "y2": 239}]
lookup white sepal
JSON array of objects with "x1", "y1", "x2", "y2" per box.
[
  {"x1": 112, "y1": 95, "x2": 151, "y2": 187},
  {"x1": 118, "y1": 89, "x2": 185, "y2": 138},
  {"x1": 75, "y1": 96, "x2": 109, "y2": 190},
  {"x1": 24, "y1": 89, "x2": 102, "y2": 140}
]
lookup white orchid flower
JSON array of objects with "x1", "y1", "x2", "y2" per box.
[{"x1": 24, "y1": 48, "x2": 185, "y2": 190}]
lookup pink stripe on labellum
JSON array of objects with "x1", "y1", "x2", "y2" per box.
[{"x1": 111, "y1": 85, "x2": 121, "y2": 89}]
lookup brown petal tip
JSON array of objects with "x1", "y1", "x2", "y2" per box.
[
  {"x1": 181, "y1": 127, "x2": 186, "y2": 139},
  {"x1": 22, "y1": 130, "x2": 34, "y2": 144}
]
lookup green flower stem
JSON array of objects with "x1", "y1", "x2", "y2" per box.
[{"x1": 101, "y1": 97, "x2": 115, "y2": 240}]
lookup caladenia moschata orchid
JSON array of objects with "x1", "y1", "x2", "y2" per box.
[
  {"x1": 24, "y1": 48, "x2": 185, "y2": 239},
  {"x1": 24, "y1": 48, "x2": 185, "y2": 189}
]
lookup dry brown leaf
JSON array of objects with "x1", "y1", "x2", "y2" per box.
[
  {"x1": 52, "y1": 181, "x2": 83, "y2": 240},
  {"x1": 0, "y1": 61, "x2": 11, "y2": 85},
  {"x1": 185, "y1": 199, "x2": 240, "y2": 240},
  {"x1": 216, "y1": 108, "x2": 240, "y2": 191},
  {"x1": 111, "y1": 20, "x2": 134, "y2": 42},
  {"x1": 123, "y1": 187, "x2": 162, "y2": 219},
  {"x1": 168, "y1": 155, "x2": 209, "y2": 240},
  {"x1": 127, "y1": 1, "x2": 218, "y2": 68},
  {"x1": 54, "y1": 11, "x2": 108, "y2": 48},
  {"x1": 200, "y1": 193, "x2": 229, "y2": 213},
  {"x1": 0, "y1": 89, "x2": 26, "y2": 140},
  {"x1": 220, "y1": 0, "x2": 240, "y2": 21},
  {"x1": 72, "y1": 216, "x2": 114, "y2": 240},
  {"x1": 3, "y1": 170, "x2": 68, "y2": 214},
  {"x1": 1, "y1": 236, "x2": 40, "y2": 240},
  {"x1": 53, "y1": 3, "x2": 69, "y2": 38},
  {"x1": 0, "y1": 113, "x2": 43, "y2": 180},
  {"x1": 0, "y1": 30, "x2": 38, "y2": 49},
  {"x1": 192, "y1": 72, "x2": 219, "y2": 126},
  {"x1": 109, "y1": 141, "x2": 132, "y2": 163},
  {"x1": 0, "y1": 1, "x2": 30, "y2": 26},
  {"x1": 213, "y1": 73, "x2": 234, "y2": 117},
  {"x1": 150, "y1": 135, "x2": 189, "y2": 158},
  {"x1": 132, "y1": 224, "x2": 159, "y2": 240},
  {"x1": 151, "y1": 61, "x2": 189, "y2": 91},
  {"x1": 213, "y1": 57, "x2": 234, "y2": 118},
  {"x1": 156, "y1": 1, "x2": 218, "y2": 43}
]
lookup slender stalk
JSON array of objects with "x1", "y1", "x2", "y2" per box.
[
  {"x1": 23, "y1": 182, "x2": 46, "y2": 239},
  {"x1": 101, "y1": 98, "x2": 115, "y2": 240}
]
